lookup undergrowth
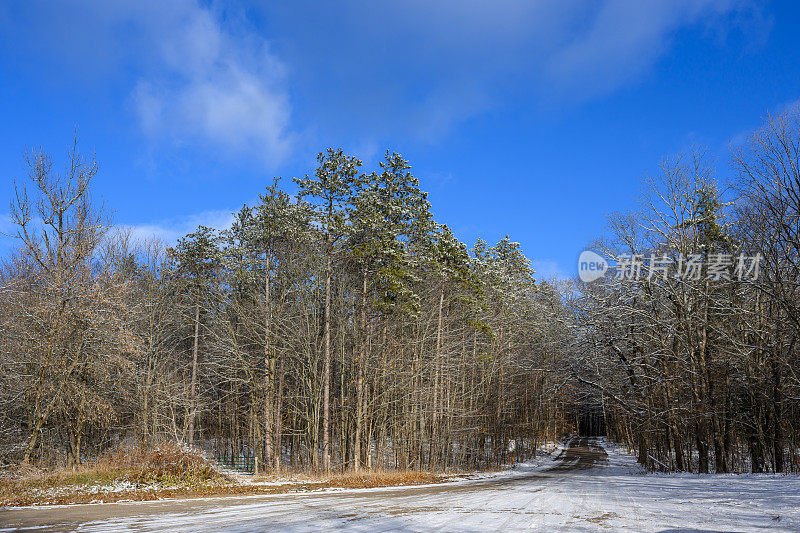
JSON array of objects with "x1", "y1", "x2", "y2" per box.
[
  {"x1": 0, "y1": 442, "x2": 230, "y2": 506},
  {"x1": 0, "y1": 446, "x2": 452, "y2": 507}
]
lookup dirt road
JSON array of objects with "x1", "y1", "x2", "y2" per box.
[{"x1": 2, "y1": 437, "x2": 798, "y2": 532}]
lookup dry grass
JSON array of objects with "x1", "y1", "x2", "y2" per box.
[
  {"x1": 251, "y1": 470, "x2": 446, "y2": 489},
  {"x1": 106, "y1": 442, "x2": 228, "y2": 485},
  {"x1": 0, "y1": 442, "x2": 232, "y2": 507},
  {"x1": 0, "y1": 446, "x2": 455, "y2": 507}
]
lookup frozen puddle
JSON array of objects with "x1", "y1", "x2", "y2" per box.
[{"x1": 2, "y1": 437, "x2": 799, "y2": 532}]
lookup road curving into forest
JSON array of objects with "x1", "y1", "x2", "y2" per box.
[{"x1": 3, "y1": 437, "x2": 799, "y2": 532}]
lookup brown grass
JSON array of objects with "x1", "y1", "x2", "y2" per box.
[
  {"x1": 251, "y1": 470, "x2": 446, "y2": 489},
  {"x1": 107, "y1": 442, "x2": 227, "y2": 485},
  {"x1": 0, "y1": 442, "x2": 231, "y2": 507},
  {"x1": 0, "y1": 448, "x2": 451, "y2": 508}
]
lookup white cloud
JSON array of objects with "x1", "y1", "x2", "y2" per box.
[
  {"x1": 4, "y1": 0, "x2": 766, "y2": 156},
  {"x1": 545, "y1": 0, "x2": 746, "y2": 100},
  {"x1": 728, "y1": 97, "x2": 800, "y2": 148},
  {"x1": 120, "y1": 209, "x2": 235, "y2": 246},
  {"x1": 9, "y1": 1, "x2": 294, "y2": 166},
  {"x1": 260, "y1": 0, "x2": 762, "y2": 139},
  {"x1": 532, "y1": 259, "x2": 567, "y2": 281},
  {"x1": 0, "y1": 213, "x2": 17, "y2": 256},
  {"x1": 129, "y1": 2, "x2": 293, "y2": 165},
  {"x1": 1, "y1": 208, "x2": 236, "y2": 255},
  {"x1": 425, "y1": 171, "x2": 456, "y2": 190},
  {"x1": 0, "y1": 212, "x2": 14, "y2": 236}
]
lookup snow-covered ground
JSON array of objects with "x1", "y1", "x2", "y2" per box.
[{"x1": 2, "y1": 437, "x2": 799, "y2": 532}]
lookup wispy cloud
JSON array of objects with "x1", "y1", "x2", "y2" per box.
[
  {"x1": 3, "y1": 0, "x2": 766, "y2": 161},
  {"x1": 532, "y1": 259, "x2": 567, "y2": 281},
  {"x1": 424, "y1": 171, "x2": 456, "y2": 191},
  {"x1": 728, "y1": 97, "x2": 800, "y2": 148},
  {"x1": 0, "y1": 209, "x2": 236, "y2": 255},
  {"x1": 120, "y1": 209, "x2": 235, "y2": 246},
  {"x1": 545, "y1": 0, "x2": 751, "y2": 101},
  {"x1": 5, "y1": 1, "x2": 294, "y2": 167},
  {"x1": 0, "y1": 213, "x2": 17, "y2": 256},
  {"x1": 129, "y1": 2, "x2": 293, "y2": 166},
  {"x1": 260, "y1": 0, "x2": 763, "y2": 141}
]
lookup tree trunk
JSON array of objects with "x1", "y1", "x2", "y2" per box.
[
  {"x1": 264, "y1": 255, "x2": 274, "y2": 469},
  {"x1": 275, "y1": 349, "x2": 284, "y2": 472},
  {"x1": 695, "y1": 422, "x2": 709, "y2": 474},
  {"x1": 322, "y1": 234, "x2": 332, "y2": 472},
  {"x1": 188, "y1": 300, "x2": 200, "y2": 448},
  {"x1": 354, "y1": 267, "x2": 367, "y2": 471},
  {"x1": 432, "y1": 287, "x2": 444, "y2": 457}
]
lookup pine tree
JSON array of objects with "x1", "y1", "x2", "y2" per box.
[
  {"x1": 170, "y1": 225, "x2": 221, "y2": 448},
  {"x1": 294, "y1": 149, "x2": 361, "y2": 472}
]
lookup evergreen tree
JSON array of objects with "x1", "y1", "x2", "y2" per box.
[
  {"x1": 170, "y1": 225, "x2": 221, "y2": 447},
  {"x1": 294, "y1": 149, "x2": 362, "y2": 471}
]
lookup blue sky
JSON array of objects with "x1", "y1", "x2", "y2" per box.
[{"x1": 1, "y1": 1, "x2": 797, "y2": 279}]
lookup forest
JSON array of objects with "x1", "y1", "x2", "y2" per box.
[{"x1": 1, "y1": 108, "x2": 798, "y2": 475}]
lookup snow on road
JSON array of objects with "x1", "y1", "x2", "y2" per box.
[{"x1": 2, "y1": 438, "x2": 799, "y2": 532}]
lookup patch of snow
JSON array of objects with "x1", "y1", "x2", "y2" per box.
[{"x1": 4, "y1": 438, "x2": 799, "y2": 531}]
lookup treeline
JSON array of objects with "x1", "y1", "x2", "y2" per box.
[
  {"x1": 574, "y1": 109, "x2": 800, "y2": 473},
  {"x1": 8, "y1": 113, "x2": 795, "y2": 476},
  {"x1": 0, "y1": 145, "x2": 573, "y2": 471}
]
